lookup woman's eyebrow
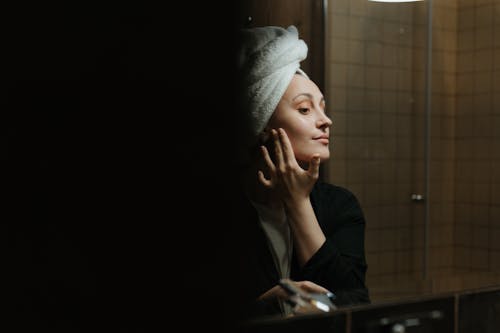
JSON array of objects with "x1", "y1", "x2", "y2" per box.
[
  {"x1": 293, "y1": 93, "x2": 325, "y2": 104},
  {"x1": 292, "y1": 93, "x2": 313, "y2": 101},
  {"x1": 292, "y1": 93, "x2": 326, "y2": 103}
]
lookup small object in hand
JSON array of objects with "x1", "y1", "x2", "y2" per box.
[{"x1": 279, "y1": 279, "x2": 337, "y2": 314}]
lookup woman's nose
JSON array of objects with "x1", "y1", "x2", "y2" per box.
[{"x1": 317, "y1": 112, "x2": 332, "y2": 128}]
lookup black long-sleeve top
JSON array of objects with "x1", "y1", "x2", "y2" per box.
[{"x1": 230, "y1": 180, "x2": 370, "y2": 320}]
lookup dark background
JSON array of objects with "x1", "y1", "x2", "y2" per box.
[{"x1": 2, "y1": 4, "x2": 242, "y2": 332}]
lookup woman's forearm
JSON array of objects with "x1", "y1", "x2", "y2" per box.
[{"x1": 283, "y1": 198, "x2": 326, "y2": 267}]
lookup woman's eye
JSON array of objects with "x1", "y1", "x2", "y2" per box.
[{"x1": 298, "y1": 108, "x2": 309, "y2": 114}]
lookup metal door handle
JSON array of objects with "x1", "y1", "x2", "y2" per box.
[{"x1": 411, "y1": 194, "x2": 424, "y2": 202}]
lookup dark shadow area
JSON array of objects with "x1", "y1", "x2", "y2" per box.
[
  {"x1": 238, "y1": 312, "x2": 347, "y2": 333},
  {"x1": 3, "y1": 4, "x2": 241, "y2": 332},
  {"x1": 459, "y1": 288, "x2": 500, "y2": 333}
]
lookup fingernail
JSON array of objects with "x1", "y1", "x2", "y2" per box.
[{"x1": 326, "y1": 292, "x2": 336, "y2": 300}]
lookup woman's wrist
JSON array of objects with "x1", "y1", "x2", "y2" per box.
[{"x1": 282, "y1": 196, "x2": 311, "y2": 215}]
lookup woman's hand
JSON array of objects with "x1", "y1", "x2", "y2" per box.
[
  {"x1": 258, "y1": 128, "x2": 320, "y2": 203},
  {"x1": 257, "y1": 128, "x2": 327, "y2": 267},
  {"x1": 257, "y1": 280, "x2": 330, "y2": 302}
]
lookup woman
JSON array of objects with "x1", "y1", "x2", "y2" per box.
[{"x1": 231, "y1": 25, "x2": 370, "y2": 320}]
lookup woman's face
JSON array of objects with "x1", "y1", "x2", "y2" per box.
[{"x1": 266, "y1": 74, "x2": 332, "y2": 165}]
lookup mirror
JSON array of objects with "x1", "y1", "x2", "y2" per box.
[
  {"x1": 325, "y1": 0, "x2": 500, "y2": 306},
  {"x1": 237, "y1": 0, "x2": 500, "y2": 323}
]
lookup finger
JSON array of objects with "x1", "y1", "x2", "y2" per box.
[
  {"x1": 308, "y1": 154, "x2": 321, "y2": 179},
  {"x1": 278, "y1": 128, "x2": 296, "y2": 166},
  {"x1": 257, "y1": 170, "x2": 273, "y2": 187},
  {"x1": 260, "y1": 145, "x2": 276, "y2": 173},
  {"x1": 276, "y1": 286, "x2": 291, "y2": 300},
  {"x1": 272, "y1": 129, "x2": 285, "y2": 169},
  {"x1": 257, "y1": 285, "x2": 288, "y2": 301},
  {"x1": 258, "y1": 146, "x2": 275, "y2": 187},
  {"x1": 296, "y1": 280, "x2": 330, "y2": 294}
]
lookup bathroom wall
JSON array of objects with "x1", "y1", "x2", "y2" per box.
[
  {"x1": 326, "y1": 0, "x2": 500, "y2": 302},
  {"x1": 453, "y1": 0, "x2": 500, "y2": 288},
  {"x1": 327, "y1": 0, "x2": 431, "y2": 301}
]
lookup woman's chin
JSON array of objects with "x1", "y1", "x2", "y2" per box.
[
  {"x1": 315, "y1": 150, "x2": 330, "y2": 161},
  {"x1": 297, "y1": 153, "x2": 329, "y2": 167}
]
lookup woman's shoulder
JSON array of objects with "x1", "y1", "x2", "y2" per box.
[
  {"x1": 312, "y1": 181, "x2": 366, "y2": 228},
  {"x1": 311, "y1": 180, "x2": 364, "y2": 213},
  {"x1": 312, "y1": 180, "x2": 358, "y2": 201}
]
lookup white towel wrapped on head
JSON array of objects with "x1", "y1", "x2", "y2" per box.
[{"x1": 237, "y1": 25, "x2": 308, "y2": 149}]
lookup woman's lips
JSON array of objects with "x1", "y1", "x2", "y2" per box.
[{"x1": 313, "y1": 135, "x2": 329, "y2": 144}]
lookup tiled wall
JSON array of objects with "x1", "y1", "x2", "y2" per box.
[
  {"x1": 326, "y1": 0, "x2": 500, "y2": 302},
  {"x1": 454, "y1": 0, "x2": 500, "y2": 277},
  {"x1": 428, "y1": 0, "x2": 457, "y2": 280}
]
